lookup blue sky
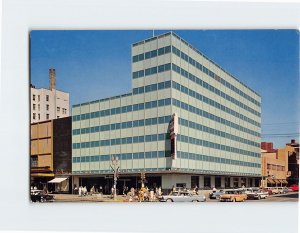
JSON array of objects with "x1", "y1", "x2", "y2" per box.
[{"x1": 30, "y1": 30, "x2": 299, "y2": 148}]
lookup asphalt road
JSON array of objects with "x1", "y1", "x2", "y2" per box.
[
  {"x1": 207, "y1": 192, "x2": 299, "y2": 202},
  {"x1": 42, "y1": 192, "x2": 299, "y2": 203},
  {"x1": 255, "y1": 192, "x2": 299, "y2": 202}
]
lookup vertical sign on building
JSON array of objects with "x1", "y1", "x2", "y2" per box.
[{"x1": 169, "y1": 113, "x2": 178, "y2": 160}]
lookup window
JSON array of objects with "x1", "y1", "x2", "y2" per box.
[
  {"x1": 38, "y1": 114, "x2": 40, "y2": 120},
  {"x1": 46, "y1": 114, "x2": 49, "y2": 120},
  {"x1": 46, "y1": 95, "x2": 49, "y2": 101},
  {"x1": 38, "y1": 95, "x2": 40, "y2": 101},
  {"x1": 158, "y1": 47, "x2": 164, "y2": 55},
  {"x1": 57, "y1": 107, "x2": 60, "y2": 112},
  {"x1": 31, "y1": 156, "x2": 38, "y2": 167},
  {"x1": 204, "y1": 176, "x2": 211, "y2": 188},
  {"x1": 33, "y1": 104, "x2": 36, "y2": 110},
  {"x1": 57, "y1": 116, "x2": 60, "y2": 118},
  {"x1": 46, "y1": 104, "x2": 49, "y2": 111},
  {"x1": 38, "y1": 104, "x2": 40, "y2": 111},
  {"x1": 33, "y1": 113, "x2": 36, "y2": 120},
  {"x1": 32, "y1": 94, "x2": 35, "y2": 101}
]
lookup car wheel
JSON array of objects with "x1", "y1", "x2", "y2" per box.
[
  {"x1": 192, "y1": 200, "x2": 199, "y2": 202},
  {"x1": 166, "y1": 199, "x2": 173, "y2": 202}
]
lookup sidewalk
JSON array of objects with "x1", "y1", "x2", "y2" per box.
[{"x1": 53, "y1": 194, "x2": 127, "y2": 202}]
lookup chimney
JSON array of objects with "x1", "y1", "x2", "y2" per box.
[
  {"x1": 291, "y1": 139, "x2": 296, "y2": 144},
  {"x1": 49, "y1": 68, "x2": 56, "y2": 90},
  {"x1": 261, "y1": 142, "x2": 274, "y2": 152}
]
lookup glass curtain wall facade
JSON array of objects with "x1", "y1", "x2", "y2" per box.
[{"x1": 72, "y1": 32, "x2": 261, "y2": 189}]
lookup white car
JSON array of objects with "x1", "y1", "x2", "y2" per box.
[
  {"x1": 245, "y1": 188, "x2": 268, "y2": 200},
  {"x1": 160, "y1": 191, "x2": 206, "y2": 202}
]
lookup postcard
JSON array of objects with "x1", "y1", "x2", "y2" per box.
[{"x1": 29, "y1": 30, "x2": 299, "y2": 203}]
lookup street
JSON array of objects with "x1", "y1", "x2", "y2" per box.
[
  {"x1": 206, "y1": 192, "x2": 299, "y2": 202},
  {"x1": 42, "y1": 191, "x2": 299, "y2": 203}
]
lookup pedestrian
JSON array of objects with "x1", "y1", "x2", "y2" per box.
[
  {"x1": 99, "y1": 186, "x2": 103, "y2": 195},
  {"x1": 42, "y1": 185, "x2": 48, "y2": 195},
  {"x1": 150, "y1": 189, "x2": 154, "y2": 202},
  {"x1": 158, "y1": 187, "x2": 162, "y2": 196},
  {"x1": 83, "y1": 186, "x2": 87, "y2": 196},
  {"x1": 78, "y1": 186, "x2": 82, "y2": 197},
  {"x1": 90, "y1": 186, "x2": 95, "y2": 195},
  {"x1": 111, "y1": 187, "x2": 114, "y2": 197},
  {"x1": 172, "y1": 185, "x2": 176, "y2": 192}
]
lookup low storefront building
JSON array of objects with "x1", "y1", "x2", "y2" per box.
[
  {"x1": 261, "y1": 142, "x2": 288, "y2": 187},
  {"x1": 30, "y1": 117, "x2": 72, "y2": 192}
]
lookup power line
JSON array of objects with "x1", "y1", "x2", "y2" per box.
[
  {"x1": 262, "y1": 136, "x2": 300, "y2": 138},
  {"x1": 262, "y1": 122, "x2": 300, "y2": 126},
  {"x1": 262, "y1": 132, "x2": 300, "y2": 135}
]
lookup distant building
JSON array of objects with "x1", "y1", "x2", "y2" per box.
[
  {"x1": 278, "y1": 139, "x2": 299, "y2": 186},
  {"x1": 30, "y1": 68, "x2": 70, "y2": 123},
  {"x1": 30, "y1": 117, "x2": 72, "y2": 192},
  {"x1": 261, "y1": 142, "x2": 288, "y2": 187},
  {"x1": 71, "y1": 32, "x2": 261, "y2": 192}
]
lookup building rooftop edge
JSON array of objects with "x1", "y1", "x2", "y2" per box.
[
  {"x1": 132, "y1": 31, "x2": 261, "y2": 98},
  {"x1": 30, "y1": 86, "x2": 69, "y2": 94},
  {"x1": 72, "y1": 92, "x2": 133, "y2": 108}
]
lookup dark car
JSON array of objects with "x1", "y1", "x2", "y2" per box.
[
  {"x1": 209, "y1": 190, "x2": 225, "y2": 199},
  {"x1": 31, "y1": 190, "x2": 54, "y2": 203}
]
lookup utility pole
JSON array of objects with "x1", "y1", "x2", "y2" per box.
[
  {"x1": 110, "y1": 155, "x2": 119, "y2": 200},
  {"x1": 141, "y1": 172, "x2": 146, "y2": 188}
]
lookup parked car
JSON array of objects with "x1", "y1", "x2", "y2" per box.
[
  {"x1": 30, "y1": 190, "x2": 54, "y2": 202},
  {"x1": 271, "y1": 187, "x2": 280, "y2": 194},
  {"x1": 288, "y1": 184, "x2": 299, "y2": 192},
  {"x1": 209, "y1": 190, "x2": 225, "y2": 199},
  {"x1": 245, "y1": 188, "x2": 268, "y2": 200},
  {"x1": 263, "y1": 187, "x2": 280, "y2": 195},
  {"x1": 277, "y1": 187, "x2": 290, "y2": 194},
  {"x1": 219, "y1": 189, "x2": 247, "y2": 202},
  {"x1": 160, "y1": 191, "x2": 206, "y2": 202},
  {"x1": 261, "y1": 187, "x2": 273, "y2": 195}
]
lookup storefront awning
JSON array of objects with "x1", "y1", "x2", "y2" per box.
[
  {"x1": 48, "y1": 177, "x2": 68, "y2": 183},
  {"x1": 280, "y1": 180, "x2": 288, "y2": 184},
  {"x1": 274, "y1": 179, "x2": 280, "y2": 184},
  {"x1": 267, "y1": 179, "x2": 275, "y2": 184}
]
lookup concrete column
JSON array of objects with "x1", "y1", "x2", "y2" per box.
[
  {"x1": 221, "y1": 177, "x2": 225, "y2": 188},
  {"x1": 252, "y1": 178, "x2": 256, "y2": 187},
  {"x1": 245, "y1": 178, "x2": 249, "y2": 187},
  {"x1": 230, "y1": 177, "x2": 234, "y2": 188},
  {"x1": 162, "y1": 174, "x2": 191, "y2": 189},
  {"x1": 199, "y1": 175, "x2": 204, "y2": 189},
  {"x1": 210, "y1": 176, "x2": 215, "y2": 188},
  {"x1": 73, "y1": 176, "x2": 79, "y2": 188},
  {"x1": 238, "y1": 177, "x2": 242, "y2": 187}
]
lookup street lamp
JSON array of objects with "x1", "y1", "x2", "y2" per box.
[{"x1": 110, "y1": 155, "x2": 119, "y2": 200}]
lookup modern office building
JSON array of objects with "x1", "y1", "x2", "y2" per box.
[
  {"x1": 30, "y1": 68, "x2": 70, "y2": 123},
  {"x1": 72, "y1": 32, "x2": 261, "y2": 192}
]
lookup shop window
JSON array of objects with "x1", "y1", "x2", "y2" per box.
[{"x1": 204, "y1": 176, "x2": 211, "y2": 188}]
